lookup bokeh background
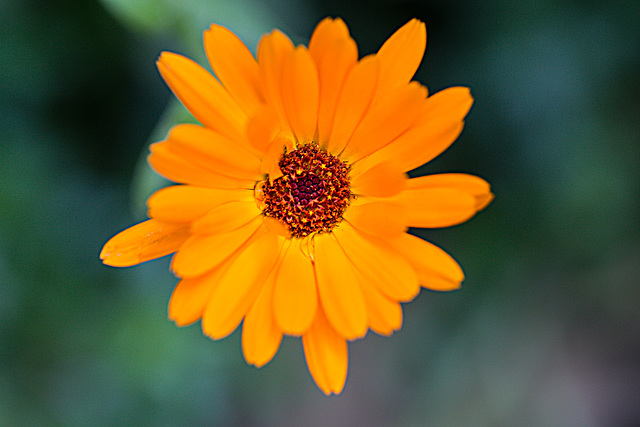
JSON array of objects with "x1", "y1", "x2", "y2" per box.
[{"x1": 2, "y1": 0, "x2": 639, "y2": 425}]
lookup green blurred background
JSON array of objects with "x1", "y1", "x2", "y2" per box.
[{"x1": 2, "y1": 0, "x2": 639, "y2": 425}]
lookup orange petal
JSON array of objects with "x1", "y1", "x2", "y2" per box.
[
  {"x1": 257, "y1": 30, "x2": 295, "y2": 130},
  {"x1": 204, "y1": 24, "x2": 263, "y2": 115},
  {"x1": 350, "y1": 162, "x2": 407, "y2": 197},
  {"x1": 148, "y1": 142, "x2": 256, "y2": 189},
  {"x1": 191, "y1": 200, "x2": 261, "y2": 235},
  {"x1": 375, "y1": 19, "x2": 426, "y2": 95},
  {"x1": 171, "y1": 217, "x2": 262, "y2": 278},
  {"x1": 302, "y1": 307, "x2": 348, "y2": 395},
  {"x1": 201, "y1": 232, "x2": 282, "y2": 340},
  {"x1": 242, "y1": 266, "x2": 283, "y2": 367},
  {"x1": 359, "y1": 87, "x2": 473, "y2": 173},
  {"x1": 308, "y1": 17, "x2": 352, "y2": 60},
  {"x1": 326, "y1": 55, "x2": 379, "y2": 154},
  {"x1": 273, "y1": 240, "x2": 317, "y2": 335},
  {"x1": 168, "y1": 263, "x2": 227, "y2": 326},
  {"x1": 313, "y1": 233, "x2": 367, "y2": 339},
  {"x1": 408, "y1": 173, "x2": 494, "y2": 210},
  {"x1": 260, "y1": 133, "x2": 295, "y2": 180},
  {"x1": 343, "y1": 199, "x2": 408, "y2": 238},
  {"x1": 247, "y1": 105, "x2": 281, "y2": 153},
  {"x1": 147, "y1": 185, "x2": 252, "y2": 223},
  {"x1": 392, "y1": 187, "x2": 478, "y2": 228},
  {"x1": 156, "y1": 52, "x2": 247, "y2": 140},
  {"x1": 281, "y1": 47, "x2": 319, "y2": 144},
  {"x1": 309, "y1": 18, "x2": 358, "y2": 145},
  {"x1": 387, "y1": 233, "x2": 464, "y2": 290},
  {"x1": 161, "y1": 124, "x2": 262, "y2": 179},
  {"x1": 100, "y1": 219, "x2": 189, "y2": 267},
  {"x1": 333, "y1": 222, "x2": 419, "y2": 301},
  {"x1": 358, "y1": 275, "x2": 403, "y2": 336},
  {"x1": 342, "y1": 82, "x2": 427, "y2": 161}
]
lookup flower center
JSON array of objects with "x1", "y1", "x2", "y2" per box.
[{"x1": 258, "y1": 143, "x2": 351, "y2": 238}]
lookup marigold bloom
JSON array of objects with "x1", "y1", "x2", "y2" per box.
[{"x1": 101, "y1": 18, "x2": 493, "y2": 394}]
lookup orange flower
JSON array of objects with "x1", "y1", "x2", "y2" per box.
[{"x1": 101, "y1": 18, "x2": 493, "y2": 394}]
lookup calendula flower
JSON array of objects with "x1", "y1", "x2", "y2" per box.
[{"x1": 101, "y1": 17, "x2": 493, "y2": 394}]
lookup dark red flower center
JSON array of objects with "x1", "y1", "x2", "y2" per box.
[{"x1": 259, "y1": 143, "x2": 351, "y2": 238}]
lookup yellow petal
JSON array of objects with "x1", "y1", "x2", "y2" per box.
[
  {"x1": 162, "y1": 124, "x2": 262, "y2": 179},
  {"x1": 204, "y1": 24, "x2": 263, "y2": 115},
  {"x1": 343, "y1": 199, "x2": 408, "y2": 238},
  {"x1": 375, "y1": 19, "x2": 426, "y2": 94},
  {"x1": 156, "y1": 52, "x2": 247, "y2": 140},
  {"x1": 257, "y1": 30, "x2": 294, "y2": 130},
  {"x1": 281, "y1": 47, "x2": 319, "y2": 144},
  {"x1": 191, "y1": 200, "x2": 261, "y2": 235},
  {"x1": 302, "y1": 308, "x2": 348, "y2": 395},
  {"x1": 343, "y1": 82, "x2": 427, "y2": 161},
  {"x1": 393, "y1": 187, "x2": 478, "y2": 228},
  {"x1": 358, "y1": 274, "x2": 403, "y2": 336},
  {"x1": 350, "y1": 162, "x2": 407, "y2": 197},
  {"x1": 313, "y1": 233, "x2": 367, "y2": 339},
  {"x1": 408, "y1": 173, "x2": 494, "y2": 210},
  {"x1": 148, "y1": 142, "x2": 256, "y2": 189},
  {"x1": 309, "y1": 18, "x2": 358, "y2": 145},
  {"x1": 242, "y1": 266, "x2": 283, "y2": 368},
  {"x1": 273, "y1": 240, "x2": 317, "y2": 335},
  {"x1": 171, "y1": 217, "x2": 262, "y2": 278},
  {"x1": 201, "y1": 232, "x2": 282, "y2": 340},
  {"x1": 387, "y1": 233, "x2": 464, "y2": 290},
  {"x1": 326, "y1": 55, "x2": 379, "y2": 154},
  {"x1": 358, "y1": 87, "x2": 472, "y2": 174},
  {"x1": 168, "y1": 263, "x2": 226, "y2": 326},
  {"x1": 100, "y1": 219, "x2": 189, "y2": 267},
  {"x1": 147, "y1": 186, "x2": 252, "y2": 223},
  {"x1": 333, "y1": 222, "x2": 419, "y2": 301}
]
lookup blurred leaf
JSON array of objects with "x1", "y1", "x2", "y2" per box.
[
  {"x1": 130, "y1": 99, "x2": 195, "y2": 218},
  {"x1": 99, "y1": 0, "x2": 293, "y2": 54}
]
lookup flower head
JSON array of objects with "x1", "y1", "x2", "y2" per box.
[{"x1": 100, "y1": 18, "x2": 493, "y2": 394}]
